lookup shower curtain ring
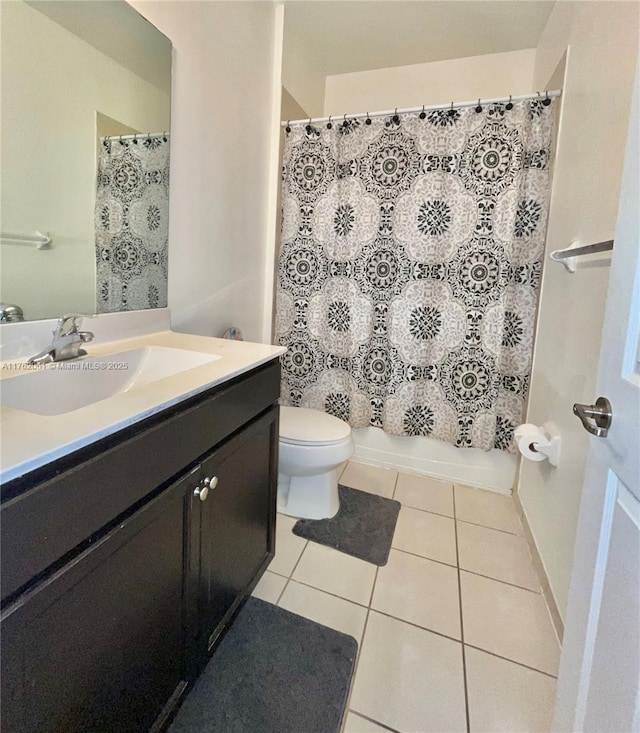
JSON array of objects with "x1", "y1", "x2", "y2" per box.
[
  {"x1": 119, "y1": 135, "x2": 124, "y2": 145},
  {"x1": 392, "y1": 108, "x2": 399, "y2": 123},
  {"x1": 506, "y1": 95, "x2": 513, "y2": 110},
  {"x1": 285, "y1": 120, "x2": 291, "y2": 133},
  {"x1": 306, "y1": 117, "x2": 312, "y2": 134},
  {"x1": 365, "y1": 112, "x2": 371, "y2": 125},
  {"x1": 543, "y1": 90, "x2": 551, "y2": 106},
  {"x1": 133, "y1": 134, "x2": 138, "y2": 145},
  {"x1": 327, "y1": 115, "x2": 332, "y2": 130},
  {"x1": 343, "y1": 114, "x2": 348, "y2": 129},
  {"x1": 475, "y1": 99, "x2": 483, "y2": 113},
  {"x1": 419, "y1": 105, "x2": 426, "y2": 120}
]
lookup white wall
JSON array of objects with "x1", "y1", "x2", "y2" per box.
[
  {"x1": 281, "y1": 14, "x2": 325, "y2": 118},
  {"x1": 324, "y1": 48, "x2": 536, "y2": 116},
  {"x1": 519, "y1": 1, "x2": 640, "y2": 620},
  {"x1": 130, "y1": 0, "x2": 282, "y2": 343},
  {"x1": 0, "y1": 1, "x2": 169, "y2": 321}
]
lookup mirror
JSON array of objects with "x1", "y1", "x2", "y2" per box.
[{"x1": 0, "y1": 0, "x2": 171, "y2": 322}]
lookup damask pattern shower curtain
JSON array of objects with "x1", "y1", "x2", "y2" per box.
[
  {"x1": 275, "y1": 100, "x2": 554, "y2": 451},
  {"x1": 95, "y1": 135, "x2": 169, "y2": 312}
]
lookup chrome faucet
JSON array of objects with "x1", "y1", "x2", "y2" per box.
[
  {"x1": 27, "y1": 314, "x2": 94, "y2": 365},
  {"x1": 0, "y1": 302, "x2": 25, "y2": 323}
]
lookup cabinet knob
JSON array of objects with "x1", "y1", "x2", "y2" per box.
[
  {"x1": 194, "y1": 484, "x2": 209, "y2": 501},
  {"x1": 194, "y1": 476, "x2": 217, "y2": 502}
]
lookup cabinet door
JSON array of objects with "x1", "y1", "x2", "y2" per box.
[
  {"x1": 195, "y1": 408, "x2": 278, "y2": 652},
  {"x1": 0, "y1": 467, "x2": 199, "y2": 733}
]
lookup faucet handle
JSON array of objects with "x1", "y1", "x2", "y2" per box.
[{"x1": 54, "y1": 313, "x2": 95, "y2": 337}]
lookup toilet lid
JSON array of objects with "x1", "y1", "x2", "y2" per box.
[{"x1": 279, "y1": 406, "x2": 352, "y2": 445}]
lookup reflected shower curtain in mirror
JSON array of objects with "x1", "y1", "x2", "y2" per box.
[
  {"x1": 95, "y1": 135, "x2": 169, "y2": 312},
  {"x1": 275, "y1": 100, "x2": 554, "y2": 452}
]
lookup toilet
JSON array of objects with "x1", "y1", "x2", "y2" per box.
[{"x1": 278, "y1": 406, "x2": 354, "y2": 520}]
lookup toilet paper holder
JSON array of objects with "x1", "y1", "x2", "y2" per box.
[{"x1": 514, "y1": 422, "x2": 561, "y2": 467}]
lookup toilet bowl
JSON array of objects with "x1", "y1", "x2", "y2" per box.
[{"x1": 278, "y1": 406, "x2": 354, "y2": 520}]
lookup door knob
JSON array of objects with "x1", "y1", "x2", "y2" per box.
[{"x1": 572, "y1": 397, "x2": 612, "y2": 437}]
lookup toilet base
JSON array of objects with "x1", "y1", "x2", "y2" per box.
[{"x1": 277, "y1": 469, "x2": 340, "y2": 520}]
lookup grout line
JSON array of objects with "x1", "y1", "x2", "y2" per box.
[
  {"x1": 396, "y1": 503, "x2": 456, "y2": 520},
  {"x1": 342, "y1": 569, "x2": 378, "y2": 729},
  {"x1": 348, "y1": 710, "x2": 402, "y2": 733},
  {"x1": 369, "y1": 609, "x2": 462, "y2": 644},
  {"x1": 390, "y1": 545, "x2": 540, "y2": 595},
  {"x1": 454, "y1": 483, "x2": 472, "y2": 733},
  {"x1": 280, "y1": 574, "x2": 558, "y2": 680},
  {"x1": 456, "y1": 516, "x2": 524, "y2": 538},
  {"x1": 268, "y1": 569, "x2": 290, "y2": 579},
  {"x1": 463, "y1": 644, "x2": 559, "y2": 679},
  {"x1": 368, "y1": 565, "x2": 380, "y2": 609},
  {"x1": 284, "y1": 578, "x2": 370, "y2": 609},
  {"x1": 391, "y1": 545, "x2": 458, "y2": 569},
  {"x1": 457, "y1": 568, "x2": 542, "y2": 595},
  {"x1": 275, "y1": 540, "x2": 308, "y2": 606}
]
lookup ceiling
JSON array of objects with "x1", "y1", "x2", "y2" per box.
[
  {"x1": 27, "y1": 0, "x2": 171, "y2": 93},
  {"x1": 284, "y1": 1, "x2": 555, "y2": 77}
]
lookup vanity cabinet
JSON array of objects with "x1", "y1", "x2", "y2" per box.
[
  {"x1": 1, "y1": 469, "x2": 195, "y2": 732},
  {"x1": 192, "y1": 409, "x2": 277, "y2": 661},
  {"x1": 1, "y1": 359, "x2": 280, "y2": 732}
]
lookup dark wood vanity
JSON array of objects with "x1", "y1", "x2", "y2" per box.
[{"x1": 0, "y1": 359, "x2": 280, "y2": 732}]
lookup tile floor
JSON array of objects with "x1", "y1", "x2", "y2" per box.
[{"x1": 252, "y1": 460, "x2": 560, "y2": 733}]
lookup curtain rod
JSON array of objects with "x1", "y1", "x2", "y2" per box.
[
  {"x1": 100, "y1": 131, "x2": 169, "y2": 142},
  {"x1": 281, "y1": 90, "x2": 562, "y2": 128}
]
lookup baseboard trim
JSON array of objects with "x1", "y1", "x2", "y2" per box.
[{"x1": 513, "y1": 492, "x2": 565, "y2": 643}]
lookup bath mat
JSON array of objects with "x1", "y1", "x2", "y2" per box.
[
  {"x1": 169, "y1": 597, "x2": 357, "y2": 733},
  {"x1": 293, "y1": 485, "x2": 401, "y2": 566}
]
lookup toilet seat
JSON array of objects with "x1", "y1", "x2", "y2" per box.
[{"x1": 279, "y1": 406, "x2": 351, "y2": 446}]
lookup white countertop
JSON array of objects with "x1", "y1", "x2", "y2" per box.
[{"x1": 0, "y1": 330, "x2": 285, "y2": 485}]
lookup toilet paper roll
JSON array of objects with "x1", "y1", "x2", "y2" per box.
[{"x1": 515, "y1": 424, "x2": 549, "y2": 462}]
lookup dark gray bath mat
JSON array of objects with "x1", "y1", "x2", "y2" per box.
[
  {"x1": 169, "y1": 597, "x2": 357, "y2": 733},
  {"x1": 293, "y1": 485, "x2": 401, "y2": 566}
]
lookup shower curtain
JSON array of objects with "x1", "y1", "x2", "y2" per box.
[
  {"x1": 275, "y1": 99, "x2": 554, "y2": 452},
  {"x1": 95, "y1": 135, "x2": 170, "y2": 312}
]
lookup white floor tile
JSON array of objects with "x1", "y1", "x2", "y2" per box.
[
  {"x1": 392, "y1": 506, "x2": 457, "y2": 566},
  {"x1": 251, "y1": 571, "x2": 287, "y2": 604},
  {"x1": 292, "y1": 542, "x2": 377, "y2": 605},
  {"x1": 269, "y1": 514, "x2": 307, "y2": 577},
  {"x1": 394, "y1": 473, "x2": 454, "y2": 517},
  {"x1": 278, "y1": 581, "x2": 367, "y2": 643},
  {"x1": 341, "y1": 461, "x2": 397, "y2": 498},
  {"x1": 466, "y1": 646, "x2": 556, "y2": 732},
  {"x1": 372, "y1": 549, "x2": 461, "y2": 639},
  {"x1": 457, "y1": 521, "x2": 539, "y2": 591},
  {"x1": 454, "y1": 484, "x2": 523, "y2": 535},
  {"x1": 350, "y1": 611, "x2": 466, "y2": 733},
  {"x1": 461, "y1": 571, "x2": 560, "y2": 675},
  {"x1": 343, "y1": 712, "x2": 390, "y2": 732}
]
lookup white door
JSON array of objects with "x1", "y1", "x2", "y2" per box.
[{"x1": 553, "y1": 63, "x2": 640, "y2": 732}]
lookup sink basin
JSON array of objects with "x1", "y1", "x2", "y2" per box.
[{"x1": 0, "y1": 346, "x2": 221, "y2": 416}]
